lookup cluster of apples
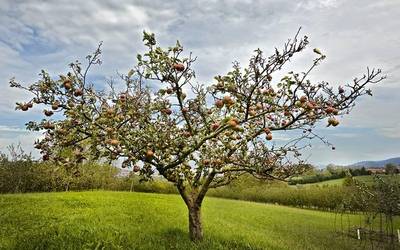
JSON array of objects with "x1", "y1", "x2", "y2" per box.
[
  {"x1": 264, "y1": 127, "x2": 273, "y2": 141},
  {"x1": 43, "y1": 121, "x2": 55, "y2": 130},
  {"x1": 182, "y1": 130, "x2": 192, "y2": 138},
  {"x1": 172, "y1": 63, "x2": 185, "y2": 72},
  {"x1": 295, "y1": 96, "x2": 315, "y2": 110},
  {"x1": 159, "y1": 87, "x2": 187, "y2": 102},
  {"x1": 18, "y1": 76, "x2": 85, "y2": 118},
  {"x1": 105, "y1": 138, "x2": 120, "y2": 146},
  {"x1": 55, "y1": 127, "x2": 67, "y2": 135},
  {"x1": 17, "y1": 102, "x2": 33, "y2": 111},
  {"x1": 202, "y1": 158, "x2": 223, "y2": 167},
  {"x1": 259, "y1": 87, "x2": 276, "y2": 97},
  {"x1": 146, "y1": 149, "x2": 154, "y2": 159},
  {"x1": 327, "y1": 117, "x2": 340, "y2": 127},
  {"x1": 211, "y1": 122, "x2": 220, "y2": 131},
  {"x1": 33, "y1": 76, "x2": 82, "y2": 107},
  {"x1": 227, "y1": 117, "x2": 241, "y2": 131},
  {"x1": 210, "y1": 117, "x2": 242, "y2": 133},
  {"x1": 295, "y1": 95, "x2": 341, "y2": 126},
  {"x1": 161, "y1": 108, "x2": 173, "y2": 115},
  {"x1": 325, "y1": 105, "x2": 340, "y2": 127},
  {"x1": 215, "y1": 95, "x2": 235, "y2": 109},
  {"x1": 62, "y1": 78, "x2": 83, "y2": 97}
]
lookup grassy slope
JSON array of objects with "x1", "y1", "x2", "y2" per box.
[{"x1": 0, "y1": 191, "x2": 375, "y2": 250}]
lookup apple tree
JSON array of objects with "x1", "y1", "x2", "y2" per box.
[{"x1": 11, "y1": 30, "x2": 384, "y2": 241}]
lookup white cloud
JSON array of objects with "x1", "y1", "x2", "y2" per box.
[
  {"x1": 297, "y1": 0, "x2": 341, "y2": 10},
  {"x1": 0, "y1": 0, "x2": 399, "y2": 164},
  {"x1": 379, "y1": 126, "x2": 400, "y2": 139},
  {"x1": 0, "y1": 126, "x2": 42, "y2": 158},
  {"x1": 0, "y1": 125, "x2": 28, "y2": 133}
]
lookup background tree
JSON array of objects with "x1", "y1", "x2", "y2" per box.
[
  {"x1": 384, "y1": 163, "x2": 398, "y2": 175},
  {"x1": 11, "y1": 30, "x2": 384, "y2": 241}
]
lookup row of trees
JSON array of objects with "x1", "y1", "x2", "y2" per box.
[
  {"x1": 289, "y1": 163, "x2": 400, "y2": 185},
  {"x1": 208, "y1": 174, "x2": 348, "y2": 210},
  {"x1": 0, "y1": 148, "x2": 178, "y2": 194},
  {"x1": 288, "y1": 165, "x2": 371, "y2": 185},
  {"x1": 0, "y1": 151, "x2": 356, "y2": 211},
  {"x1": 2, "y1": 146, "x2": 399, "y2": 216},
  {"x1": 384, "y1": 163, "x2": 400, "y2": 175},
  {"x1": 0, "y1": 146, "x2": 121, "y2": 193},
  {"x1": 339, "y1": 175, "x2": 400, "y2": 246},
  {"x1": 289, "y1": 165, "x2": 347, "y2": 185}
]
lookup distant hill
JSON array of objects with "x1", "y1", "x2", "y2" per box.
[{"x1": 349, "y1": 157, "x2": 400, "y2": 168}]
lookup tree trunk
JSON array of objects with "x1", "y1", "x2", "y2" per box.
[
  {"x1": 188, "y1": 203, "x2": 203, "y2": 242},
  {"x1": 130, "y1": 177, "x2": 135, "y2": 192},
  {"x1": 175, "y1": 173, "x2": 214, "y2": 242}
]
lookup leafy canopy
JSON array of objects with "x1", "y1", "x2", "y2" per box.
[{"x1": 11, "y1": 30, "x2": 384, "y2": 197}]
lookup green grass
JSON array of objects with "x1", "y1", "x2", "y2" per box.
[{"x1": 1, "y1": 191, "x2": 392, "y2": 250}]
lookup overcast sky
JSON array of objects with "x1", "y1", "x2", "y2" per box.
[{"x1": 1, "y1": 0, "x2": 399, "y2": 166}]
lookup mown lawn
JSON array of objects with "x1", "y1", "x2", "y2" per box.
[{"x1": 0, "y1": 191, "x2": 394, "y2": 249}]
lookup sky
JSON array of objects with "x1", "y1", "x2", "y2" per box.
[{"x1": 0, "y1": 0, "x2": 399, "y2": 166}]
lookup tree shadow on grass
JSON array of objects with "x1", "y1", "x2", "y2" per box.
[
  {"x1": 157, "y1": 228, "x2": 267, "y2": 250},
  {"x1": 11, "y1": 226, "x2": 270, "y2": 250}
]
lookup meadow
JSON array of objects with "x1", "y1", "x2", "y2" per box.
[{"x1": 1, "y1": 191, "x2": 397, "y2": 250}]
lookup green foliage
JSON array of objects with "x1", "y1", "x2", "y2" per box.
[
  {"x1": 337, "y1": 175, "x2": 400, "y2": 245},
  {"x1": 208, "y1": 175, "x2": 347, "y2": 210},
  {"x1": 0, "y1": 155, "x2": 123, "y2": 193},
  {"x1": 342, "y1": 175, "x2": 354, "y2": 187},
  {"x1": 11, "y1": 30, "x2": 384, "y2": 200},
  {"x1": 348, "y1": 167, "x2": 370, "y2": 176},
  {"x1": 385, "y1": 163, "x2": 399, "y2": 175},
  {"x1": 127, "y1": 176, "x2": 177, "y2": 194},
  {"x1": 0, "y1": 191, "x2": 381, "y2": 250},
  {"x1": 288, "y1": 166, "x2": 348, "y2": 185},
  {"x1": 0, "y1": 154, "x2": 61, "y2": 193},
  {"x1": 342, "y1": 175, "x2": 400, "y2": 215},
  {"x1": 288, "y1": 165, "x2": 373, "y2": 185},
  {"x1": 2, "y1": 155, "x2": 397, "y2": 213}
]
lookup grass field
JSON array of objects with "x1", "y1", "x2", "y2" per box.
[{"x1": 0, "y1": 191, "x2": 393, "y2": 250}]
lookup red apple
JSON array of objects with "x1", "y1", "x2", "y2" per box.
[
  {"x1": 211, "y1": 122, "x2": 220, "y2": 131},
  {"x1": 215, "y1": 100, "x2": 224, "y2": 108},
  {"x1": 146, "y1": 149, "x2": 154, "y2": 159},
  {"x1": 63, "y1": 79, "x2": 72, "y2": 89},
  {"x1": 173, "y1": 63, "x2": 185, "y2": 72}
]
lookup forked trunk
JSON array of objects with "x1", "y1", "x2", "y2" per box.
[
  {"x1": 176, "y1": 175, "x2": 214, "y2": 242},
  {"x1": 188, "y1": 203, "x2": 203, "y2": 241}
]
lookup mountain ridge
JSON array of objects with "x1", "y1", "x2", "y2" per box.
[{"x1": 348, "y1": 157, "x2": 400, "y2": 168}]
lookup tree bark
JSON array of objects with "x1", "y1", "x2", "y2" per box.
[
  {"x1": 176, "y1": 183, "x2": 204, "y2": 242},
  {"x1": 188, "y1": 203, "x2": 203, "y2": 242},
  {"x1": 176, "y1": 172, "x2": 215, "y2": 242},
  {"x1": 130, "y1": 177, "x2": 135, "y2": 192}
]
